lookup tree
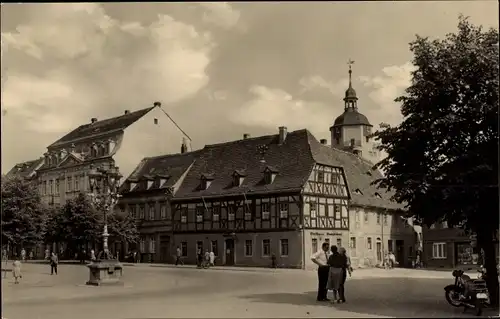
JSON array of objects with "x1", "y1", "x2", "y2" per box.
[
  {"x1": 1, "y1": 176, "x2": 47, "y2": 250},
  {"x1": 107, "y1": 210, "x2": 139, "y2": 245},
  {"x1": 372, "y1": 16, "x2": 499, "y2": 305}
]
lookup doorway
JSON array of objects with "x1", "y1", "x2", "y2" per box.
[
  {"x1": 225, "y1": 239, "x2": 235, "y2": 266},
  {"x1": 160, "y1": 235, "x2": 170, "y2": 263},
  {"x1": 395, "y1": 240, "x2": 404, "y2": 267},
  {"x1": 376, "y1": 240, "x2": 382, "y2": 263}
]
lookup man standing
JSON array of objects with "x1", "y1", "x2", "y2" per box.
[
  {"x1": 20, "y1": 248, "x2": 26, "y2": 262},
  {"x1": 311, "y1": 242, "x2": 331, "y2": 302},
  {"x1": 50, "y1": 252, "x2": 58, "y2": 275},
  {"x1": 175, "y1": 246, "x2": 183, "y2": 266}
]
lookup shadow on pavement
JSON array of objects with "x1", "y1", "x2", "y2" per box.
[{"x1": 240, "y1": 278, "x2": 497, "y2": 318}]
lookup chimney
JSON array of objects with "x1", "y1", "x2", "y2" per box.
[
  {"x1": 278, "y1": 126, "x2": 287, "y2": 144},
  {"x1": 124, "y1": 110, "x2": 130, "y2": 115},
  {"x1": 320, "y1": 139, "x2": 327, "y2": 145},
  {"x1": 243, "y1": 133, "x2": 250, "y2": 140},
  {"x1": 181, "y1": 137, "x2": 189, "y2": 154},
  {"x1": 91, "y1": 118, "x2": 98, "y2": 124},
  {"x1": 153, "y1": 101, "x2": 161, "y2": 107}
]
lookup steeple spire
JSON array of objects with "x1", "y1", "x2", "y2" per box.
[{"x1": 344, "y1": 58, "x2": 358, "y2": 111}]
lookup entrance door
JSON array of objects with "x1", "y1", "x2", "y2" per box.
[
  {"x1": 376, "y1": 241, "x2": 382, "y2": 263},
  {"x1": 395, "y1": 240, "x2": 404, "y2": 267},
  {"x1": 225, "y1": 239, "x2": 235, "y2": 266},
  {"x1": 160, "y1": 235, "x2": 170, "y2": 263}
]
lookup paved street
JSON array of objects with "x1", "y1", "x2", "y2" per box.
[{"x1": 2, "y1": 263, "x2": 498, "y2": 319}]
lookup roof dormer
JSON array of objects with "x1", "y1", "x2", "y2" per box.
[
  {"x1": 263, "y1": 166, "x2": 279, "y2": 184},
  {"x1": 156, "y1": 174, "x2": 170, "y2": 188},
  {"x1": 374, "y1": 192, "x2": 382, "y2": 199},
  {"x1": 128, "y1": 178, "x2": 139, "y2": 192},
  {"x1": 232, "y1": 169, "x2": 247, "y2": 187},
  {"x1": 200, "y1": 173, "x2": 214, "y2": 190},
  {"x1": 142, "y1": 175, "x2": 155, "y2": 189}
]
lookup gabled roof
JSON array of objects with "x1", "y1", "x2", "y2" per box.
[
  {"x1": 49, "y1": 107, "x2": 154, "y2": 148},
  {"x1": 120, "y1": 150, "x2": 201, "y2": 194},
  {"x1": 5, "y1": 158, "x2": 44, "y2": 179}
]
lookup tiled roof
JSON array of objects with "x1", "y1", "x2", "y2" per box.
[
  {"x1": 174, "y1": 129, "x2": 316, "y2": 199},
  {"x1": 49, "y1": 107, "x2": 154, "y2": 148},
  {"x1": 5, "y1": 158, "x2": 44, "y2": 179},
  {"x1": 120, "y1": 150, "x2": 201, "y2": 194}
]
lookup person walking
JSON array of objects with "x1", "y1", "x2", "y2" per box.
[
  {"x1": 50, "y1": 252, "x2": 58, "y2": 275},
  {"x1": 90, "y1": 249, "x2": 96, "y2": 262},
  {"x1": 45, "y1": 248, "x2": 50, "y2": 260},
  {"x1": 175, "y1": 246, "x2": 184, "y2": 266},
  {"x1": 327, "y1": 245, "x2": 347, "y2": 303},
  {"x1": 311, "y1": 242, "x2": 332, "y2": 302},
  {"x1": 203, "y1": 249, "x2": 210, "y2": 268},
  {"x1": 196, "y1": 249, "x2": 203, "y2": 268},
  {"x1": 12, "y1": 257, "x2": 22, "y2": 284},
  {"x1": 209, "y1": 250, "x2": 215, "y2": 267},
  {"x1": 338, "y1": 247, "x2": 352, "y2": 303}
]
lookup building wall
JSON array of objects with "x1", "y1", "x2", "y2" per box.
[
  {"x1": 348, "y1": 206, "x2": 415, "y2": 268},
  {"x1": 114, "y1": 107, "x2": 188, "y2": 183},
  {"x1": 302, "y1": 228, "x2": 350, "y2": 270},
  {"x1": 171, "y1": 231, "x2": 302, "y2": 268}
]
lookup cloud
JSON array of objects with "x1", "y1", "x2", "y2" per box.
[
  {"x1": 359, "y1": 62, "x2": 416, "y2": 127},
  {"x1": 198, "y1": 2, "x2": 241, "y2": 29},
  {"x1": 230, "y1": 85, "x2": 332, "y2": 133},
  {"x1": 299, "y1": 75, "x2": 348, "y2": 97},
  {"x1": 1, "y1": 3, "x2": 214, "y2": 134}
]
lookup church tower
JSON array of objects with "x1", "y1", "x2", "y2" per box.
[{"x1": 330, "y1": 60, "x2": 380, "y2": 164}]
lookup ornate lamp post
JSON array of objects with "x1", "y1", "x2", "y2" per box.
[{"x1": 86, "y1": 164, "x2": 124, "y2": 286}]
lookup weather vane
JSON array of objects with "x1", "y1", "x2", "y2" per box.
[{"x1": 347, "y1": 59, "x2": 355, "y2": 71}]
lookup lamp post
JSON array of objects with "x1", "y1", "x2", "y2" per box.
[{"x1": 86, "y1": 164, "x2": 124, "y2": 286}]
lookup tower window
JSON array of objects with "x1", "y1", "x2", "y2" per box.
[
  {"x1": 366, "y1": 136, "x2": 370, "y2": 143},
  {"x1": 350, "y1": 139, "x2": 355, "y2": 147},
  {"x1": 154, "y1": 118, "x2": 158, "y2": 125}
]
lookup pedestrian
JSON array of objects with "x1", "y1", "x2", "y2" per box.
[
  {"x1": 203, "y1": 249, "x2": 210, "y2": 268},
  {"x1": 338, "y1": 247, "x2": 352, "y2": 303},
  {"x1": 311, "y1": 242, "x2": 332, "y2": 302},
  {"x1": 12, "y1": 257, "x2": 22, "y2": 284},
  {"x1": 29, "y1": 250, "x2": 34, "y2": 260},
  {"x1": 196, "y1": 249, "x2": 203, "y2": 268},
  {"x1": 209, "y1": 250, "x2": 215, "y2": 267},
  {"x1": 389, "y1": 251, "x2": 397, "y2": 268},
  {"x1": 327, "y1": 245, "x2": 346, "y2": 303},
  {"x1": 175, "y1": 246, "x2": 184, "y2": 266},
  {"x1": 90, "y1": 249, "x2": 96, "y2": 262},
  {"x1": 271, "y1": 253, "x2": 277, "y2": 268},
  {"x1": 45, "y1": 248, "x2": 50, "y2": 260},
  {"x1": 20, "y1": 248, "x2": 26, "y2": 262},
  {"x1": 50, "y1": 252, "x2": 58, "y2": 275}
]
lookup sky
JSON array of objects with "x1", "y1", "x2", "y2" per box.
[{"x1": 1, "y1": 2, "x2": 498, "y2": 173}]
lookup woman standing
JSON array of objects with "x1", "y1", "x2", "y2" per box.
[
  {"x1": 338, "y1": 247, "x2": 352, "y2": 303},
  {"x1": 12, "y1": 257, "x2": 22, "y2": 284},
  {"x1": 327, "y1": 246, "x2": 347, "y2": 303}
]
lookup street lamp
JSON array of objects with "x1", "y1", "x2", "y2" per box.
[{"x1": 86, "y1": 164, "x2": 124, "y2": 286}]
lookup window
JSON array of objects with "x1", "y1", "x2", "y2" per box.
[
  {"x1": 67, "y1": 177, "x2": 72, "y2": 192},
  {"x1": 336, "y1": 238, "x2": 342, "y2": 248},
  {"x1": 324, "y1": 238, "x2": 330, "y2": 247},
  {"x1": 279, "y1": 203, "x2": 288, "y2": 218},
  {"x1": 312, "y1": 238, "x2": 318, "y2": 252},
  {"x1": 80, "y1": 176, "x2": 86, "y2": 191},
  {"x1": 383, "y1": 214, "x2": 388, "y2": 225},
  {"x1": 129, "y1": 205, "x2": 137, "y2": 218},
  {"x1": 262, "y1": 239, "x2": 271, "y2": 257},
  {"x1": 196, "y1": 241, "x2": 203, "y2": 254},
  {"x1": 432, "y1": 242, "x2": 447, "y2": 259},
  {"x1": 350, "y1": 237, "x2": 356, "y2": 249},
  {"x1": 196, "y1": 207, "x2": 204, "y2": 223},
  {"x1": 261, "y1": 203, "x2": 270, "y2": 220},
  {"x1": 212, "y1": 207, "x2": 220, "y2": 222},
  {"x1": 49, "y1": 180, "x2": 53, "y2": 194},
  {"x1": 148, "y1": 205, "x2": 155, "y2": 220},
  {"x1": 181, "y1": 210, "x2": 187, "y2": 223},
  {"x1": 244, "y1": 210, "x2": 252, "y2": 221},
  {"x1": 75, "y1": 177, "x2": 79, "y2": 191},
  {"x1": 55, "y1": 179, "x2": 60, "y2": 193},
  {"x1": 376, "y1": 212, "x2": 381, "y2": 225},
  {"x1": 139, "y1": 206, "x2": 145, "y2": 219},
  {"x1": 181, "y1": 242, "x2": 188, "y2": 257},
  {"x1": 310, "y1": 203, "x2": 317, "y2": 218},
  {"x1": 245, "y1": 240, "x2": 253, "y2": 257},
  {"x1": 367, "y1": 237, "x2": 373, "y2": 250},
  {"x1": 354, "y1": 211, "x2": 360, "y2": 222},
  {"x1": 211, "y1": 240, "x2": 218, "y2": 256},
  {"x1": 139, "y1": 237, "x2": 145, "y2": 252},
  {"x1": 154, "y1": 118, "x2": 158, "y2": 125},
  {"x1": 160, "y1": 204, "x2": 167, "y2": 219},
  {"x1": 228, "y1": 205, "x2": 235, "y2": 221},
  {"x1": 317, "y1": 171, "x2": 324, "y2": 183},
  {"x1": 364, "y1": 212, "x2": 369, "y2": 223},
  {"x1": 149, "y1": 236, "x2": 156, "y2": 253},
  {"x1": 280, "y1": 239, "x2": 289, "y2": 257}
]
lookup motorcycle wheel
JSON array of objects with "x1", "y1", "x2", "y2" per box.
[{"x1": 445, "y1": 289, "x2": 462, "y2": 307}]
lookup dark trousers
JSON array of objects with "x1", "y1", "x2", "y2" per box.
[
  {"x1": 51, "y1": 264, "x2": 58, "y2": 275},
  {"x1": 339, "y1": 268, "x2": 347, "y2": 301},
  {"x1": 175, "y1": 256, "x2": 183, "y2": 265},
  {"x1": 317, "y1": 266, "x2": 329, "y2": 301}
]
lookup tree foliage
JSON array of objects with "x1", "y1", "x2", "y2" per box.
[
  {"x1": 373, "y1": 16, "x2": 499, "y2": 303},
  {"x1": 107, "y1": 210, "x2": 139, "y2": 244},
  {"x1": 1, "y1": 176, "x2": 47, "y2": 246}
]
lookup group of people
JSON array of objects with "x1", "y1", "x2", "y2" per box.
[
  {"x1": 311, "y1": 242, "x2": 353, "y2": 303},
  {"x1": 197, "y1": 249, "x2": 216, "y2": 268}
]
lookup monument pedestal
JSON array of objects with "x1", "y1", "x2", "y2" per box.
[{"x1": 86, "y1": 259, "x2": 124, "y2": 286}]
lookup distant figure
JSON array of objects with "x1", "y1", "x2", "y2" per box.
[
  {"x1": 271, "y1": 253, "x2": 277, "y2": 268},
  {"x1": 196, "y1": 249, "x2": 203, "y2": 268},
  {"x1": 204, "y1": 250, "x2": 210, "y2": 268},
  {"x1": 50, "y1": 252, "x2": 58, "y2": 275},
  {"x1": 29, "y1": 251, "x2": 34, "y2": 260},
  {"x1": 90, "y1": 249, "x2": 96, "y2": 262},
  {"x1": 20, "y1": 249, "x2": 26, "y2": 262},
  {"x1": 389, "y1": 251, "x2": 397, "y2": 268},
  {"x1": 2, "y1": 249, "x2": 7, "y2": 261},
  {"x1": 209, "y1": 251, "x2": 215, "y2": 267},
  {"x1": 175, "y1": 247, "x2": 183, "y2": 266},
  {"x1": 45, "y1": 249, "x2": 50, "y2": 260},
  {"x1": 12, "y1": 257, "x2": 22, "y2": 284}
]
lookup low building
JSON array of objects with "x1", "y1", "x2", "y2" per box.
[{"x1": 5, "y1": 158, "x2": 44, "y2": 180}]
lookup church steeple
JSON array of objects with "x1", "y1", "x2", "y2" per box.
[{"x1": 344, "y1": 59, "x2": 358, "y2": 111}]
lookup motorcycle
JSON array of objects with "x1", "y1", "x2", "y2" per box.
[{"x1": 444, "y1": 269, "x2": 490, "y2": 316}]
